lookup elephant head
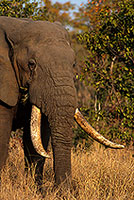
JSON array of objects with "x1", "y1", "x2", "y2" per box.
[{"x1": 0, "y1": 16, "x2": 124, "y2": 186}]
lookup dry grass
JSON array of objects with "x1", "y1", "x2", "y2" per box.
[{"x1": 0, "y1": 138, "x2": 134, "y2": 200}]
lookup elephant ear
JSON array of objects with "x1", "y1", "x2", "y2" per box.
[{"x1": 0, "y1": 29, "x2": 19, "y2": 106}]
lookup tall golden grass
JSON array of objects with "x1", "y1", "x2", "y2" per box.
[{"x1": 0, "y1": 137, "x2": 134, "y2": 200}]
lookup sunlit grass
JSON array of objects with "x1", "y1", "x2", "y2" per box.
[{"x1": 0, "y1": 137, "x2": 134, "y2": 199}]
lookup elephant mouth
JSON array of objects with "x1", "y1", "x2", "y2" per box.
[{"x1": 30, "y1": 105, "x2": 124, "y2": 158}]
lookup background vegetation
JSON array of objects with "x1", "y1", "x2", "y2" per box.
[{"x1": 77, "y1": 0, "x2": 134, "y2": 145}]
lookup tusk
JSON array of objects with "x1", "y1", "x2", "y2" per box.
[
  {"x1": 74, "y1": 108, "x2": 125, "y2": 149},
  {"x1": 30, "y1": 105, "x2": 50, "y2": 158}
]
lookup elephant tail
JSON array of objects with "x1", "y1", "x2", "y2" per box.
[{"x1": 74, "y1": 108, "x2": 125, "y2": 149}]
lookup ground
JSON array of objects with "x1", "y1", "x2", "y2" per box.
[{"x1": 0, "y1": 131, "x2": 134, "y2": 200}]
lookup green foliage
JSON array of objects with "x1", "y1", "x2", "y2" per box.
[
  {"x1": 78, "y1": 0, "x2": 134, "y2": 144},
  {"x1": 0, "y1": 0, "x2": 39, "y2": 18},
  {"x1": 39, "y1": 0, "x2": 75, "y2": 25},
  {"x1": 0, "y1": 0, "x2": 75, "y2": 24}
]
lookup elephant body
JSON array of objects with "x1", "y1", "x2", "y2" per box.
[{"x1": 0, "y1": 16, "x2": 77, "y2": 185}]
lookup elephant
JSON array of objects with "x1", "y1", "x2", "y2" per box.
[{"x1": 0, "y1": 16, "x2": 124, "y2": 187}]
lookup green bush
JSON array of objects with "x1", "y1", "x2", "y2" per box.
[
  {"x1": 0, "y1": 0, "x2": 40, "y2": 19},
  {"x1": 77, "y1": 0, "x2": 134, "y2": 144}
]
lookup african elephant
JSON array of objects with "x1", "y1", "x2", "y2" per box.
[{"x1": 0, "y1": 16, "x2": 124, "y2": 186}]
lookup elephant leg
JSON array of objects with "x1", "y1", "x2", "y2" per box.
[
  {"x1": 23, "y1": 109, "x2": 51, "y2": 186},
  {"x1": 0, "y1": 102, "x2": 14, "y2": 170}
]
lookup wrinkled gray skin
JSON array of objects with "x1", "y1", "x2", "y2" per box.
[{"x1": 0, "y1": 16, "x2": 77, "y2": 186}]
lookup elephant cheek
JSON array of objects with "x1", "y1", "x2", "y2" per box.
[{"x1": 29, "y1": 83, "x2": 42, "y2": 109}]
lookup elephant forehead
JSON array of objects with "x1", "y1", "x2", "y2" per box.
[
  {"x1": 38, "y1": 21, "x2": 68, "y2": 38},
  {"x1": 37, "y1": 38, "x2": 70, "y2": 48},
  {"x1": 23, "y1": 21, "x2": 69, "y2": 44},
  {"x1": 39, "y1": 44, "x2": 74, "y2": 63}
]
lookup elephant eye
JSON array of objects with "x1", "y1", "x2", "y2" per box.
[{"x1": 28, "y1": 59, "x2": 36, "y2": 71}]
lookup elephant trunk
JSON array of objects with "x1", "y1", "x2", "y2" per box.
[
  {"x1": 74, "y1": 108, "x2": 124, "y2": 149},
  {"x1": 30, "y1": 105, "x2": 50, "y2": 158}
]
